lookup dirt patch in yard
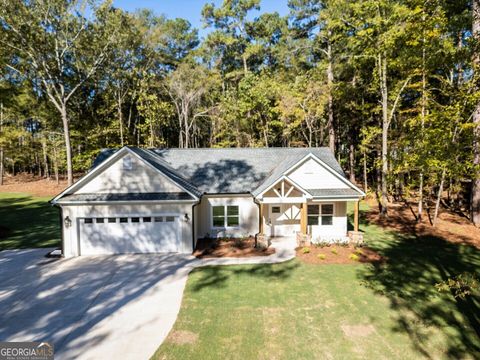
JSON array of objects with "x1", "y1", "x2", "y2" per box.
[
  {"x1": 365, "y1": 198, "x2": 480, "y2": 249},
  {"x1": 296, "y1": 245, "x2": 384, "y2": 265},
  {"x1": 166, "y1": 330, "x2": 198, "y2": 345},
  {"x1": 0, "y1": 174, "x2": 69, "y2": 197},
  {"x1": 194, "y1": 237, "x2": 275, "y2": 258},
  {"x1": 341, "y1": 324, "x2": 375, "y2": 338}
]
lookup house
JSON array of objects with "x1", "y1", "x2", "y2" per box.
[{"x1": 51, "y1": 146, "x2": 365, "y2": 257}]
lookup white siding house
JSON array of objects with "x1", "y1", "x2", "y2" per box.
[{"x1": 52, "y1": 147, "x2": 364, "y2": 257}]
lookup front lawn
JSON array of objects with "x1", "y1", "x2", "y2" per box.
[
  {"x1": 154, "y1": 204, "x2": 480, "y2": 359},
  {"x1": 0, "y1": 192, "x2": 61, "y2": 250}
]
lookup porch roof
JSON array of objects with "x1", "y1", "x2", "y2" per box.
[{"x1": 306, "y1": 188, "x2": 363, "y2": 198}]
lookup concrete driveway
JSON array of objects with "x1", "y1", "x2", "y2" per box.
[{"x1": 0, "y1": 249, "x2": 197, "y2": 360}]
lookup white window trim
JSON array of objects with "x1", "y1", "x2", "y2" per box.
[
  {"x1": 307, "y1": 203, "x2": 335, "y2": 226},
  {"x1": 211, "y1": 205, "x2": 240, "y2": 229}
]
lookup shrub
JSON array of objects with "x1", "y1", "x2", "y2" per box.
[
  {"x1": 331, "y1": 248, "x2": 338, "y2": 255},
  {"x1": 435, "y1": 273, "x2": 479, "y2": 299},
  {"x1": 314, "y1": 240, "x2": 330, "y2": 248},
  {"x1": 317, "y1": 254, "x2": 326, "y2": 260},
  {"x1": 349, "y1": 253, "x2": 360, "y2": 261},
  {"x1": 302, "y1": 247, "x2": 311, "y2": 254},
  {"x1": 355, "y1": 248, "x2": 364, "y2": 255}
]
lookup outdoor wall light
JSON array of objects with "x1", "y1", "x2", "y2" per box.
[
  {"x1": 184, "y1": 213, "x2": 190, "y2": 222},
  {"x1": 64, "y1": 216, "x2": 72, "y2": 228}
]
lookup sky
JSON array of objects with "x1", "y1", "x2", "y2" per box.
[{"x1": 113, "y1": 0, "x2": 290, "y2": 38}]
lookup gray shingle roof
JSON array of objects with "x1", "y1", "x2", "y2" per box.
[
  {"x1": 92, "y1": 147, "x2": 349, "y2": 195},
  {"x1": 58, "y1": 192, "x2": 194, "y2": 203},
  {"x1": 151, "y1": 147, "x2": 344, "y2": 194},
  {"x1": 306, "y1": 188, "x2": 362, "y2": 198}
]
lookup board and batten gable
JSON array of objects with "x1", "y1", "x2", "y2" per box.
[
  {"x1": 287, "y1": 158, "x2": 349, "y2": 190},
  {"x1": 76, "y1": 153, "x2": 184, "y2": 194},
  {"x1": 195, "y1": 195, "x2": 259, "y2": 239}
]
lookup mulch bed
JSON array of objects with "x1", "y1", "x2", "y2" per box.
[
  {"x1": 194, "y1": 236, "x2": 275, "y2": 258},
  {"x1": 365, "y1": 198, "x2": 480, "y2": 249},
  {"x1": 296, "y1": 245, "x2": 384, "y2": 265}
]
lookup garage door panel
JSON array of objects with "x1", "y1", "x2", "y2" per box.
[{"x1": 79, "y1": 216, "x2": 181, "y2": 255}]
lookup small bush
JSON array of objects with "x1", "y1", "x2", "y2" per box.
[
  {"x1": 302, "y1": 247, "x2": 311, "y2": 254},
  {"x1": 317, "y1": 254, "x2": 326, "y2": 260},
  {"x1": 349, "y1": 253, "x2": 360, "y2": 261},
  {"x1": 355, "y1": 248, "x2": 364, "y2": 255},
  {"x1": 314, "y1": 240, "x2": 330, "y2": 248},
  {"x1": 331, "y1": 248, "x2": 338, "y2": 255},
  {"x1": 435, "y1": 273, "x2": 479, "y2": 299}
]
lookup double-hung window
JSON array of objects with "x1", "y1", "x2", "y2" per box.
[
  {"x1": 212, "y1": 205, "x2": 239, "y2": 228},
  {"x1": 307, "y1": 204, "x2": 334, "y2": 226}
]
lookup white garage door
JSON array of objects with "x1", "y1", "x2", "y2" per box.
[{"x1": 79, "y1": 215, "x2": 181, "y2": 255}]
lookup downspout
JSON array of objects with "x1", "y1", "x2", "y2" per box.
[
  {"x1": 253, "y1": 195, "x2": 262, "y2": 248},
  {"x1": 191, "y1": 198, "x2": 201, "y2": 253}
]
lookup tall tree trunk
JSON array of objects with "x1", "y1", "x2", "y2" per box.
[
  {"x1": 433, "y1": 168, "x2": 446, "y2": 227},
  {"x1": 118, "y1": 93, "x2": 124, "y2": 147},
  {"x1": 53, "y1": 143, "x2": 59, "y2": 185},
  {"x1": 242, "y1": 54, "x2": 248, "y2": 76},
  {"x1": 380, "y1": 53, "x2": 389, "y2": 216},
  {"x1": 349, "y1": 143, "x2": 356, "y2": 183},
  {"x1": 327, "y1": 36, "x2": 335, "y2": 154},
  {"x1": 418, "y1": 12, "x2": 427, "y2": 223},
  {"x1": 59, "y1": 103, "x2": 73, "y2": 186},
  {"x1": 42, "y1": 137, "x2": 49, "y2": 179},
  {"x1": 363, "y1": 149, "x2": 368, "y2": 193},
  {"x1": 472, "y1": 0, "x2": 480, "y2": 226}
]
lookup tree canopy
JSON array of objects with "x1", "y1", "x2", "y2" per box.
[{"x1": 0, "y1": 0, "x2": 479, "y2": 224}]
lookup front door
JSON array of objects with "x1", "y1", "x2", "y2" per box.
[{"x1": 270, "y1": 204, "x2": 301, "y2": 237}]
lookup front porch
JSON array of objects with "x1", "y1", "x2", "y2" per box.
[{"x1": 256, "y1": 178, "x2": 362, "y2": 245}]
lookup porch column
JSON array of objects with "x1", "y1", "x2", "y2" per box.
[
  {"x1": 354, "y1": 200, "x2": 359, "y2": 232},
  {"x1": 259, "y1": 203, "x2": 264, "y2": 234},
  {"x1": 300, "y1": 202, "x2": 307, "y2": 234}
]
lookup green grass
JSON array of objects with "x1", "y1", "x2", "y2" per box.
[
  {"x1": 154, "y1": 202, "x2": 480, "y2": 360},
  {"x1": 0, "y1": 192, "x2": 61, "y2": 250}
]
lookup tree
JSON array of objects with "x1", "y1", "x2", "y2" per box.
[
  {"x1": 472, "y1": 0, "x2": 480, "y2": 226},
  {"x1": 0, "y1": 0, "x2": 123, "y2": 185},
  {"x1": 165, "y1": 63, "x2": 219, "y2": 148}
]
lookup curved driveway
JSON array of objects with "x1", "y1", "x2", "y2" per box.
[{"x1": 0, "y1": 238, "x2": 295, "y2": 360}]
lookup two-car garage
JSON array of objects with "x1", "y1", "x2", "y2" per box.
[
  {"x1": 78, "y1": 214, "x2": 181, "y2": 255},
  {"x1": 60, "y1": 202, "x2": 195, "y2": 257}
]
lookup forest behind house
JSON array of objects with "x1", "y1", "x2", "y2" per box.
[{"x1": 1, "y1": 0, "x2": 480, "y2": 225}]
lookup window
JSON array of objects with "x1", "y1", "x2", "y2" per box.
[
  {"x1": 143, "y1": 217, "x2": 151, "y2": 222},
  {"x1": 212, "y1": 205, "x2": 239, "y2": 228},
  {"x1": 307, "y1": 204, "x2": 334, "y2": 226},
  {"x1": 272, "y1": 206, "x2": 281, "y2": 214},
  {"x1": 84, "y1": 218, "x2": 93, "y2": 224},
  {"x1": 307, "y1": 205, "x2": 319, "y2": 225},
  {"x1": 166, "y1": 216, "x2": 175, "y2": 222},
  {"x1": 321, "y1": 204, "x2": 334, "y2": 225},
  {"x1": 119, "y1": 217, "x2": 128, "y2": 223},
  {"x1": 212, "y1": 206, "x2": 225, "y2": 227},
  {"x1": 108, "y1": 218, "x2": 116, "y2": 223},
  {"x1": 96, "y1": 218, "x2": 105, "y2": 224},
  {"x1": 131, "y1": 217, "x2": 140, "y2": 223},
  {"x1": 122, "y1": 156, "x2": 132, "y2": 170},
  {"x1": 154, "y1": 217, "x2": 163, "y2": 222},
  {"x1": 227, "y1": 206, "x2": 239, "y2": 226}
]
